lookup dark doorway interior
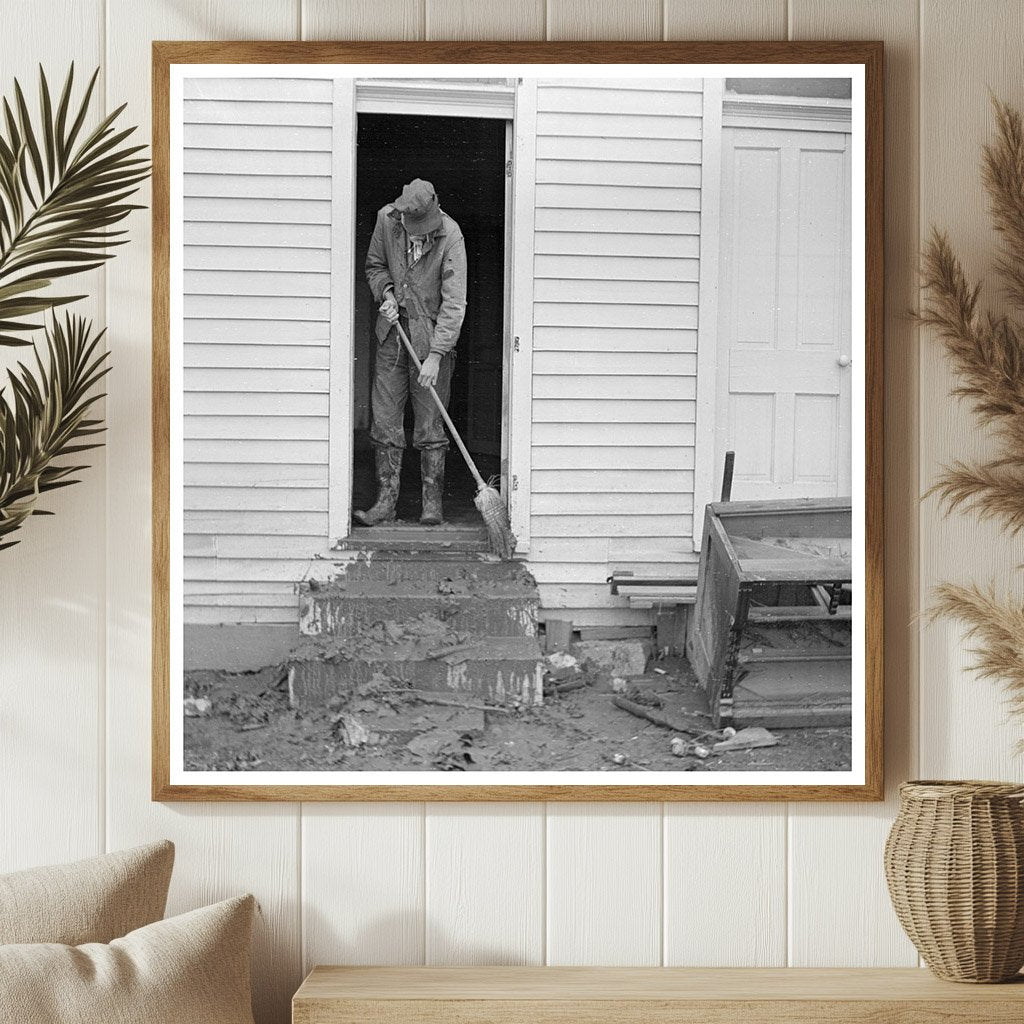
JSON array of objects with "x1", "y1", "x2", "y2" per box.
[{"x1": 352, "y1": 113, "x2": 507, "y2": 528}]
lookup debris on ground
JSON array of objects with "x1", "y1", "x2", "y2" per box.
[
  {"x1": 183, "y1": 696, "x2": 212, "y2": 717},
  {"x1": 184, "y1": 649, "x2": 850, "y2": 774},
  {"x1": 574, "y1": 639, "x2": 650, "y2": 677},
  {"x1": 713, "y1": 726, "x2": 778, "y2": 753}
]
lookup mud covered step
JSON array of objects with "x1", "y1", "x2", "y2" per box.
[
  {"x1": 287, "y1": 634, "x2": 544, "y2": 708},
  {"x1": 318, "y1": 550, "x2": 536, "y2": 586},
  {"x1": 299, "y1": 579, "x2": 539, "y2": 639},
  {"x1": 344, "y1": 523, "x2": 491, "y2": 553}
]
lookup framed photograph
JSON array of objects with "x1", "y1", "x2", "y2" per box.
[{"x1": 152, "y1": 41, "x2": 883, "y2": 801}]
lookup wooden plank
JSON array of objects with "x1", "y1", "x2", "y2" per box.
[
  {"x1": 185, "y1": 415, "x2": 329, "y2": 441},
  {"x1": 537, "y1": 160, "x2": 701, "y2": 189},
  {"x1": 424, "y1": 805, "x2": 544, "y2": 965},
  {"x1": 534, "y1": 328, "x2": 697, "y2": 355},
  {"x1": 185, "y1": 174, "x2": 331, "y2": 202},
  {"x1": 185, "y1": 244, "x2": 331, "y2": 272},
  {"x1": 536, "y1": 208, "x2": 700, "y2": 236},
  {"x1": 532, "y1": 446, "x2": 695, "y2": 471},
  {"x1": 535, "y1": 279, "x2": 699, "y2": 306},
  {"x1": 302, "y1": 0, "x2": 425, "y2": 40},
  {"x1": 185, "y1": 462, "x2": 328, "y2": 488},
  {"x1": 536, "y1": 136, "x2": 702, "y2": 165},
  {"x1": 537, "y1": 88, "x2": 698, "y2": 116},
  {"x1": 664, "y1": 806, "x2": 785, "y2": 967},
  {"x1": 185, "y1": 196, "x2": 331, "y2": 225},
  {"x1": 186, "y1": 510, "x2": 328, "y2": 536},
  {"x1": 185, "y1": 606, "x2": 296, "y2": 625},
  {"x1": 536, "y1": 183, "x2": 701, "y2": 213},
  {"x1": 185, "y1": 392, "x2": 329, "y2": 416},
  {"x1": 535, "y1": 255, "x2": 699, "y2": 283},
  {"x1": 532, "y1": 422, "x2": 695, "y2": 444},
  {"x1": 0, "y1": 0, "x2": 106, "y2": 876},
  {"x1": 184, "y1": 147, "x2": 332, "y2": 175},
  {"x1": 184, "y1": 343, "x2": 329, "y2": 369},
  {"x1": 534, "y1": 303, "x2": 698, "y2": 329},
  {"x1": 185, "y1": 534, "x2": 327, "y2": 560},
  {"x1": 536, "y1": 231, "x2": 700, "y2": 258},
  {"x1": 185, "y1": 438, "x2": 329, "y2": 463},
  {"x1": 546, "y1": 806, "x2": 662, "y2": 965},
  {"x1": 534, "y1": 375, "x2": 695, "y2": 402},
  {"x1": 533, "y1": 492, "x2": 693, "y2": 516},
  {"x1": 185, "y1": 122, "x2": 332, "y2": 151},
  {"x1": 185, "y1": 487, "x2": 328, "y2": 514},
  {"x1": 533, "y1": 399, "x2": 694, "y2": 424},
  {"x1": 184, "y1": 317, "x2": 330, "y2": 343},
  {"x1": 424, "y1": 0, "x2": 544, "y2": 40},
  {"x1": 532, "y1": 514, "x2": 693, "y2": 539},
  {"x1": 293, "y1": 965, "x2": 1024, "y2": 1012},
  {"x1": 535, "y1": 113, "x2": 701, "y2": 140},
  {"x1": 538, "y1": 79, "x2": 703, "y2": 93},
  {"x1": 185, "y1": 367, "x2": 329, "y2": 392},
  {"x1": 184, "y1": 76, "x2": 333, "y2": 102},
  {"x1": 302, "y1": 806, "x2": 426, "y2": 970},
  {"x1": 532, "y1": 469, "x2": 693, "y2": 494},
  {"x1": 664, "y1": 0, "x2": 786, "y2": 38},
  {"x1": 184, "y1": 219, "x2": 331, "y2": 247},
  {"x1": 184, "y1": 292, "x2": 330, "y2": 321},
  {"x1": 546, "y1": 0, "x2": 662, "y2": 41},
  {"x1": 184, "y1": 98, "x2": 333, "y2": 126}
]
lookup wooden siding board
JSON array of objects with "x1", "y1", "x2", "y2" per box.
[{"x1": 182, "y1": 77, "x2": 333, "y2": 623}]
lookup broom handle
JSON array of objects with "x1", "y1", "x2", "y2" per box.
[{"x1": 393, "y1": 319, "x2": 487, "y2": 492}]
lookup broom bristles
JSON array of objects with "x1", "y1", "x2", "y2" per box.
[{"x1": 474, "y1": 484, "x2": 516, "y2": 559}]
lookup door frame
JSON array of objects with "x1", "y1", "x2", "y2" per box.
[
  {"x1": 691, "y1": 87, "x2": 853, "y2": 548},
  {"x1": 327, "y1": 78, "x2": 529, "y2": 549}
]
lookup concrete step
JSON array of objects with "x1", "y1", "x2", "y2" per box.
[
  {"x1": 299, "y1": 584, "x2": 538, "y2": 639},
  {"x1": 320, "y1": 550, "x2": 532, "y2": 585},
  {"x1": 341, "y1": 522, "x2": 490, "y2": 554},
  {"x1": 287, "y1": 634, "x2": 544, "y2": 707}
]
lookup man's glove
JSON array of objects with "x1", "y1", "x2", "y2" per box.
[
  {"x1": 379, "y1": 291, "x2": 399, "y2": 325},
  {"x1": 418, "y1": 352, "x2": 441, "y2": 389}
]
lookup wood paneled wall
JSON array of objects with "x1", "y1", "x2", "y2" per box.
[{"x1": 4, "y1": 2, "x2": 1021, "y2": 1022}]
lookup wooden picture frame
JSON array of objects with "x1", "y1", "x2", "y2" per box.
[{"x1": 153, "y1": 41, "x2": 883, "y2": 801}]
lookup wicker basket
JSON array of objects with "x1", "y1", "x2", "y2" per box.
[{"x1": 885, "y1": 780, "x2": 1024, "y2": 982}]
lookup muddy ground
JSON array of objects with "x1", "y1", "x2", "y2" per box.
[{"x1": 183, "y1": 657, "x2": 851, "y2": 774}]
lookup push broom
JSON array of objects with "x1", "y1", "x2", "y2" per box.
[{"x1": 394, "y1": 320, "x2": 517, "y2": 559}]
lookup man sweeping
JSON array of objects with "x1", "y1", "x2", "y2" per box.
[{"x1": 355, "y1": 178, "x2": 468, "y2": 527}]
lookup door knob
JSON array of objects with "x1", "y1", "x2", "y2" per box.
[{"x1": 837, "y1": 354, "x2": 852, "y2": 367}]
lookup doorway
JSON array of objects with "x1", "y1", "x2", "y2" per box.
[{"x1": 351, "y1": 113, "x2": 509, "y2": 528}]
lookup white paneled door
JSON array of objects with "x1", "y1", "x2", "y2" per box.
[{"x1": 716, "y1": 125, "x2": 852, "y2": 500}]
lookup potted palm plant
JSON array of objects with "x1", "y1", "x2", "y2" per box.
[{"x1": 0, "y1": 65, "x2": 149, "y2": 550}]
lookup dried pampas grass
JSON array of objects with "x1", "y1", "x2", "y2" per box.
[{"x1": 921, "y1": 98, "x2": 1024, "y2": 730}]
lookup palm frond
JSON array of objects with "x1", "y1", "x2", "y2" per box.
[
  {"x1": 0, "y1": 312, "x2": 109, "y2": 548},
  {"x1": 0, "y1": 64, "x2": 149, "y2": 346}
]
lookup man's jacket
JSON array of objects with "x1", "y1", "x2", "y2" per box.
[{"x1": 365, "y1": 204, "x2": 468, "y2": 359}]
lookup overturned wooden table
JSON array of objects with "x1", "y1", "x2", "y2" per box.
[{"x1": 293, "y1": 966, "x2": 1024, "y2": 1022}]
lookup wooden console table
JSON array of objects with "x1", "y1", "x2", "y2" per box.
[{"x1": 293, "y1": 966, "x2": 1024, "y2": 1023}]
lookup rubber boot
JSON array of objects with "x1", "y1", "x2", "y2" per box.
[
  {"x1": 419, "y1": 447, "x2": 445, "y2": 526},
  {"x1": 353, "y1": 446, "x2": 402, "y2": 525}
]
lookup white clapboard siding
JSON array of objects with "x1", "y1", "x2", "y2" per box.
[
  {"x1": 182, "y1": 78, "x2": 334, "y2": 626},
  {"x1": 530, "y1": 78, "x2": 704, "y2": 612}
]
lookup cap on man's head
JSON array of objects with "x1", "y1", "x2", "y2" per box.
[{"x1": 393, "y1": 178, "x2": 442, "y2": 235}]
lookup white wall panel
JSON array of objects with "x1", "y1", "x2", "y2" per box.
[
  {"x1": 2, "y1": 4, "x2": 1006, "y2": 1023},
  {"x1": 0, "y1": 0, "x2": 106, "y2": 874},
  {"x1": 786, "y1": 0, "x2": 921, "y2": 969},
  {"x1": 103, "y1": 6, "x2": 303, "y2": 1024}
]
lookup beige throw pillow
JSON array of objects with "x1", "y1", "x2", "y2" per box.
[
  {"x1": 0, "y1": 840, "x2": 174, "y2": 946},
  {"x1": 0, "y1": 894, "x2": 256, "y2": 1024}
]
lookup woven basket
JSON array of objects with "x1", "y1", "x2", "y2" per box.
[{"x1": 885, "y1": 780, "x2": 1024, "y2": 982}]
